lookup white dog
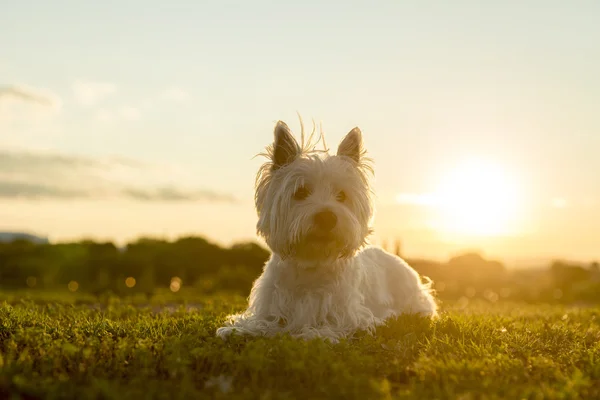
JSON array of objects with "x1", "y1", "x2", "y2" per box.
[{"x1": 216, "y1": 120, "x2": 438, "y2": 342}]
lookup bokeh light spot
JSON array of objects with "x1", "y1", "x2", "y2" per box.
[{"x1": 68, "y1": 281, "x2": 79, "y2": 292}]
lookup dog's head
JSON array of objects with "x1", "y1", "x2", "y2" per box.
[{"x1": 255, "y1": 120, "x2": 374, "y2": 266}]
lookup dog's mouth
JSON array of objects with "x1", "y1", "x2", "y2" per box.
[
  {"x1": 293, "y1": 231, "x2": 347, "y2": 262},
  {"x1": 305, "y1": 231, "x2": 337, "y2": 243}
]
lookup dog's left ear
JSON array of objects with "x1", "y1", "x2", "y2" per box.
[
  {"x1": 272, "y1": 120, "x2": 301, "y2": 170},
  {"x1": 337, "y1": 127, "x2": 363, "y2": 163}
]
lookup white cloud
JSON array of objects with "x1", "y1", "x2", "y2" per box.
[
  {"x1": 118, "y1": 106, "x2": 141, "y2": 121},
  {"x1": 162, "y1": 86, "x2": 190, "y2": 103},
  {"x1": 0, "y1": 85, "x2": 63, "y2": 143},
  {"x1": 72, "y1": 80, "x2": 117, "y2": 106},
  {"x1": 0, "y1": 84, "x2": 62, "y2": 111},
  {"x1": 95, "y1": 106, "x2": 140, "y2": 122},
  {"x1": 0, "y1": 149, "x2": 235, "y2": 203},
  {"x1": 95, "y1": 108, "x2": 115, "y2": 122}
]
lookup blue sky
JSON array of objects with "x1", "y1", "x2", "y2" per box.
[{"x1": 1, "y1": 1, "x2": 599, "y2": 264}]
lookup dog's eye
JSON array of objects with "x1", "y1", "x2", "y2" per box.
[
  {"x1": 336, "y1": 191, "x2": 347, "y2": 202},
  {"x1": 293, "y1": 186, "x2": 310, "y2": 201}
]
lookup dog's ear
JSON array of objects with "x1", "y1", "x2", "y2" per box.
[
  {"x1": 272, "y1": 121, "x2": 301, "y2": 170},
  {"x1": 337, "y1": 127, "x2": 363, "y2": 163}
]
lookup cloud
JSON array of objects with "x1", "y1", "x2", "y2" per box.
[
  {"x1": 0, "y1": 181, "x2": 86, "y2": 199},
  {"x1": 72, "y1": 80, "x2": 117, "y2": 106},
  {"x1": 94, "y1": 106, "x2": 141, "y2": 122},
  {"x1": 118, "y1": 106, "x2": 141, "y2": 121},
  {"x1": 91, "y1": 86, "x2": 190, "y2": 123},
  {"x1": 0, "y1": 150, "x2": 107, "y2": 177},
  {"x1": 162, "y1": 87, "x2": 191, "y2": 103},
  {"x1": 0, "y1": 149, "x2": 235, "y2": 203},
  {"x1": 122, "y1": 187, "x2": 236, "y2": 202},
  {"x1": 95, "y1": 108, "x2": 115, "y2": 122},
  {"x1": 0, "y1": 180, "x2": 235, "y2": 203},
  {"x1": 0, "y1": 84, "x2": 62, "y2": 110}
]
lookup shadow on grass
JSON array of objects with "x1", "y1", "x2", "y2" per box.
[{"x1": 203, "y1": 313, "x2": 438, "y2": 397}]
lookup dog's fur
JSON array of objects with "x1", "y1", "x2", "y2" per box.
[{"x1": 216, "y1": 120, "x2": 438, "y2": 342}]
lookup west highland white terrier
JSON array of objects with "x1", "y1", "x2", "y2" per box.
[{"x1": 216, "y1": 120, "x2": 438, "y2": 342}]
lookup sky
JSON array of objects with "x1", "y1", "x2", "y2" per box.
[{"x1": 1, "y1": 0, "x2": 599, "y2": 265}]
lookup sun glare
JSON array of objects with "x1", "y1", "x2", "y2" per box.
[{"x1": 433, "y1": 159, "x2": 520, "y2": 237}]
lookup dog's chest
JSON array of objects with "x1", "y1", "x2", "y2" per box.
[
  {"x1": 277, "y1": 263, "x2": 352, "y2": 293},
  {"x1": 274, "y1": 266, "x2": 363, "y2": 317}
]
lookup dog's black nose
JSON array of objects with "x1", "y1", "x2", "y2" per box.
[{"x1": 314, "y1": 210, "x2": 337, "y2": 231}]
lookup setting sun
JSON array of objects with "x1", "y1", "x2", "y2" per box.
[
  {"x1": 434, "y1": 159, "x2": 521, "y2": 237},
  {"x1": 397, "y1": 159, "x2": 523, "y2": 239}
]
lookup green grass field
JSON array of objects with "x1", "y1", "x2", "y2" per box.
[{"x1": 0, "y1": 290, "x2": 599, "y2": 399}]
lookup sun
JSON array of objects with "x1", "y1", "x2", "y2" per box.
[{"x1": 432, "y1": 159, "x2": 520, "y2": 237}]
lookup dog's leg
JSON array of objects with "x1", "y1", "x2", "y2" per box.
[
  {"x1": 216, "y1": 315, "x2": 256, "y2": 340},
  {"x1": 391, "y1": 258, "x2": 438, "y2": 318},
  {"x1": 217, "y1": 293, "x2": 288, "y2": 336},
  {"x1": 362, "y1": 247, "x2": 438, "y2": 319},
  {"x1": 216, "y1": 307, "x2": 283, "y2": 340}
]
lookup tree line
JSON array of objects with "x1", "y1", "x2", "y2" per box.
[
  {"x1": 0, "y1": 236, "x2": 599, "y2": 304},
  {"x1": 0, "y1": 236, "x2": 269, "y2": 296}
]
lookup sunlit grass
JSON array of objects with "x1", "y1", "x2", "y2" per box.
[{"x1": 0, "y1": 292, "x2": 598, "y2": 399}]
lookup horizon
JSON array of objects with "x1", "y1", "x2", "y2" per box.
[
  {"x1": 0, "y1": 228, "x2": 591, "y2": 270},
  {"x1": 2, "y1": 1, "x2": 599, "y2": 265}
]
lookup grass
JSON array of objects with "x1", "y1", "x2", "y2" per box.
[{"x1": 0, "y1": 290, "x2": 599, "y2": 399}]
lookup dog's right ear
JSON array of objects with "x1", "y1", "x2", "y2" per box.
[
  {"x1": 272, "y1": 121, "x2": 301, "y2": 170},
  {"x1": 337, "y1": 127, "x2": 363, "y2": 164}
]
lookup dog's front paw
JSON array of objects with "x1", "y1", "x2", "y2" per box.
[{"x1": 216, "y1": 326, "x2": 238, "y2": 340}]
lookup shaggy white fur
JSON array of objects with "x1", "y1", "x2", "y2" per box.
[{"x1": 216, "y1": 119, "x2": 438, "y2": 342}]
